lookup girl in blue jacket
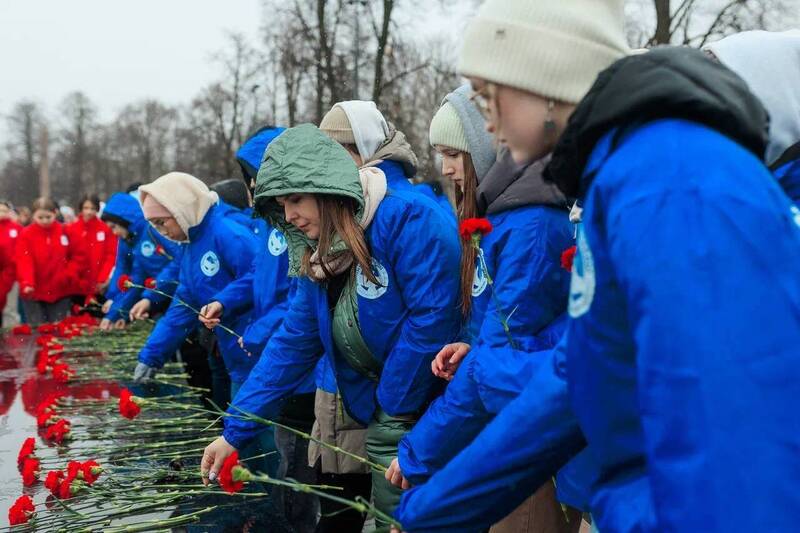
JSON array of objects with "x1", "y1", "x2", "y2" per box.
[
  {"x1": 200, "y1": 124, "x2": 461, "y2": 522},
  {"x1": 99, "y1": 192, "x2": 182, "y2": 329},
  {"x1": 389, "y1": 84, "x2": 577, "y2": 531},
  {"x1": 319, "y1": 100, "x2": 455, "y2": 220},
  {"x1": 394, "y1": 2, "x2": 800, "y2": 532}
]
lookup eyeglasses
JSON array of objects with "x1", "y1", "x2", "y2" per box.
[{"x1": 469, "y1": 83, "x2": 494, "y2": 120}]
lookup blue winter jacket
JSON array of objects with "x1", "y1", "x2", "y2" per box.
[
  {"x1": 102, "y1": 193, "x2": 182, "y2": 321},
  {"x1": 398, "y1": 205, "x2": 572, "y2": 484},
  {"x1": 222, "y1": 189, "x2": 461, "y2": 450},
  {"x1": 213, "y1": 225, "x2": 290, "y2": 359},
  {"x1": 773, "y1": 149, "x2": 800, "y2": 204},
  {"x1": 395, "y1": 338, "x2": 586, "y2": 532},
  {"x1": 378, "y1": 160, "x2": 455, "y2": 222},
  {"x1": 138, "y1": 202, "x2": 265, "y2": 310},
  {"x1": 137, "y1": 204, "x2": 262, "y2": 384},
  {"x1": 396, "y1": 120, "x2": 800, "y2": 532}
]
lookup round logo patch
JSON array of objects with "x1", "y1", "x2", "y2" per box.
[
  {"x1": 96, "y1": 230, "x2": 106, "y2": 242},
  {"x1": 140, "y1": 240, "x2": 155, "y2": 257},
  {"x1": 568, "y1": 225, "x2": 596, "y2": 318},
  {"x1": 355, "y1": 260, "x2": 389, "y2": 300},
  {"x1": 200, "y1": 251, "x2": 220, "y2": 277},
  {"x1": 268, "y1": 228, "x2": 287, "y2": 256},
  {"x1": 472, "y1": 263, "x2": 488, "y2": 297},
  {"x1": 791, "y1": 206, "x2": 800, "y2": 229},
  {"x1": 9, "y1": 229, "x2": 18, "y2": 238},
  {"x1": 60, "y1": 235, "x2": 69, "y2": 246}
]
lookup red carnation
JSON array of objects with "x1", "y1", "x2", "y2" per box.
[
  {"x1": 218, "y1": 451, "x2": 250, "y2": 494},
  {"x1": 118, "y1": 388, "x2": 141, "y2": 419},
  {"x1": 35, "y1": 335, "x2": 53, "y2": 346},
  {"x1": 561, "y1": 245, "x2": 577, "y2": 273},
  {"x1": 117, "y1": 274, "x2": 133, "y2": 293},
  {"x1": 458, "y1": 218, "x2": 493, "y2": 242},
  {"x1": 58, "y1": 475, "x2": 77, "y2": 499},
  {"x1": 52, "y1": 363, "x2": 74, "y2": 383},
  {"x1": 21, "y1": 458, "x2": 40, "y2": 486},
  {"x1": 11, "y1": 324, "x2": 32, "y2": 335},
  {"x1": 44, "y1": 470, "x2": 64, "y2": 493},
  {"x1": 37, "y1": 411, "x2": 57, "y2": 428},
  {"x1": 45, "y1": 419, "x2": 70, "y2": 444},
  {"x1": 37, "y1": 323, "x2": 57, "y2": 334},
  {"x1": 80, "y1": 460, "x2": 103, "y2": 485},
  {"x1": 71, "y1": 304, "x2": 81, "y2": 316},
  {"x1": 8, "y1": 495, "x2": 35, "y2": 526},
  {"x1": 143, "y1": 277, "x2": 157, "y2": 289},
  {"x1": 17, "y1": 438, "x2": 35, "y2": 469}
]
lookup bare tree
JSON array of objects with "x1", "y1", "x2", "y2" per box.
[
  {"x1": 627, "y1": 0, "x2": 799, "y2": 48},
  {"x1": 1, "y1": 101, "x2": 46, "y2": 205},
  {"x1": 58, "y1": 91, "x2": 97, "y2": 194}
]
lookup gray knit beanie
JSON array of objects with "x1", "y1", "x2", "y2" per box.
[
  {"x1": 432, "y1": 84, "x2": 496, "y2": 180},
  {"x1": 459, "y1": 0, "x2": 630, "y2": 104}
]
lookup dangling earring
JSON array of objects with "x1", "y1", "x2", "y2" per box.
[{"x1": 543, "y1": 100, "x2": 557, "y2": 136}]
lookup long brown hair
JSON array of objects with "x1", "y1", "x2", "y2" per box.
[
  {"x1": 456, "y1": 153, "x2": 479, "y2": 317},
  {"x1": 300, "y1": 195, "x2": 380, "y2": 285}
]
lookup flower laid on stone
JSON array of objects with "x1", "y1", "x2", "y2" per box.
[
  {"x1": 11, "y1": 323, "x2": 32, "y2": 335},
  {"x1": 119, "y1": 388, "x2": 142, "y2": 419},
  {"x1": 8, "y1": 495, "x2": 35, "y2": 525},
  {"x1": 561, "y1": 245, "x2": 577, "y2": 272},
  {"x1": 21, "y1": 458, "x2": 40, "y2": 486},
  {"x1": 52, "y1": 362, "x2": 75, "y2": 383},
  {"x1": 44, "y1": 419, "x2": 71, "y2": 444},
  {"x1": 44, "y1": 470, "x2": 64, "y2": 493},
  {"x1": 17, "y1": 437, "x2": 36, "y2": 469}
]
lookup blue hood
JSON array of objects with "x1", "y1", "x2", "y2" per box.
[
  {"x1": 102, "y1": 192, "x2": 147, "y2": 239},
  {"x1": 236, "y1": 126, "x2": 287, "y2": 182}
]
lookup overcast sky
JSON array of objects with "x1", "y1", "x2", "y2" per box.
[
  {"x1": 0, "y1": 0, "x2": 472, "y2": 131},
  {"x1": 0, "y1": 0, "x2": 263, "y2": 122}
]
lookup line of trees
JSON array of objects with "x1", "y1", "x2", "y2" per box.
[{"x1": 1, "y1": 0, "x2": 794, "y2": 209}]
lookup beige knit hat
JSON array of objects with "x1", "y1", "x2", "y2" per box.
[
  {"x1": 459, "y1": 0, "x2": 630, "y2": 104},
  {"x1": 319, "y1": 105, "x2": 356, "y2": 145},
  {"x1": 139, "y1": 172, "x2": 219, "y2": 241},
  {"x1": 429, "y1": 102, "x2": 469, "y2": 152}
]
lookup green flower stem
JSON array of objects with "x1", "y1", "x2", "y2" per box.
[
  {"x1": 225, "y1": 404, "x2": 388, "y2": 473},
  {"x1": 128, "y1": 283, "x2": 242, "y2": 340}
]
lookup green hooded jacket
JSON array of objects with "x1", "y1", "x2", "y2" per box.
[{"x1": 254, "y1": 123, "x2": 363, "y2": 277}]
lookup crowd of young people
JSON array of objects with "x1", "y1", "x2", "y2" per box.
[{"x1": 4, "y1": 1, "x2": 799, "y2": 531}]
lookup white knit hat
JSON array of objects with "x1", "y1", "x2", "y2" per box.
[
  {"x1": 429, "y1": 102, "x2": 469, "y2": 152},
  {"x1": 459, "y1": 0, "x2": 630, "y2": 104}
]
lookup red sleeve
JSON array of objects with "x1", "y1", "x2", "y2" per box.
[
  {"x1": 97, "y1": 223, "x2": 117, "y2": 284},
  {"x1": 0, "y1": 244, "x2": 11, "y2": 305},
  {"x1": 64, "y1": 227, "x2": 89, "y2": 291},
  {"x1": 15, "y1": 230, "x2": 34, "y2": 292}
]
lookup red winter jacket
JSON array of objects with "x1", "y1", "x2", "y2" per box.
[
  {"x1": 15, "y1": 222, "x2": 88, "y2": 303},
  {"x1": 67, "y1": 216, "x2": 117, "y2": 295},
  {"x1": 0, "y1": 219, "x2": 22, "y2": 310}
]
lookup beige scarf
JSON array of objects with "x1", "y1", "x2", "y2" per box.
[{"x1": 307, "y1": 166, "x2": 387, "y2": 281}]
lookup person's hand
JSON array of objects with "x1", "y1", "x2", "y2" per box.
[
  {"x1": 432, "y1": 342, "x2": 471, "y2": 381},
  {"x1": 133, "y1": 362, "x2": 157, "y2": 383},
  {"x1": 96, "y1": 280, "x2": 109, "y2": 293},
  {"x1": 101, "y1": 299, "x2": 113, "y2": 314},
  {"x1": 199, "y1": 302, "x2": 224, "y2": 329},
  {"x1": 113, "y1": 319, "x2": 126, "y2": 330},
  {"x1": 200, "y1": 436, "x2": 237, "y2": 486},
  {"x1": 99, "y1": 318, "x2": 113, "y2": 331},
  {"x1": 22, "y1": 286, "x2": 34, "y2": 295},
  {"x1": 385, "y1": 458, "x2": 411, "y2": 490},
  {"x1": 129, "y1": 299, "x2": 151, "y2": 321}
]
